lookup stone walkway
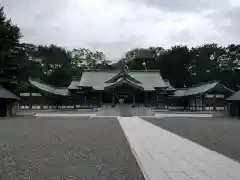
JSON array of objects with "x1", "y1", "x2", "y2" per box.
[{"x1": 118, "y1": 116, "x2": 240, "y2": 180}]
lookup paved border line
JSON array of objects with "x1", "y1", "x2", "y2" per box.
[
  {"x1": 117, "y1": 116, "x2": 151, "y2": 180},
  {"x1": 154, "y1": 113, "x2": 213, "y2": 118},
  {"x1": 34, "y1": 113, "x2": 96, "y2": 117}
]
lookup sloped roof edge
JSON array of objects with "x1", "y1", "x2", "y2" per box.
[
  {"x1": 227, "y1": 90, "x2": 240, "y2": 101},
  {"x1": 105, "y1": 72, "x2": 141, "y2": 84},
  {"x1": 0, "y1": 86, "x2": 19, "y2": 100},
  {"x1": 29, "y1": 78, "x2": 69, "y2": 96},
  {"x1": 104, "y1": 77, "x2": 144, "y2": 90},
  {"x1": 163, "y1": 79, "x2": 176, "y2": 91},
  {"x1": 173, "y1": 81, "x2": 234, "y2": 97},
  {"x1": 84, "y1": 69, "x2": 160, "y2": 72}
]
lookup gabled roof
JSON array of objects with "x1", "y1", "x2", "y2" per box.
[
  {"x1": 227, "y1": 91, "x2": 240, "y2": 101},
  {"x1": 173, "y1": 81, "x2": 234, "y2": 97},
  {"x1": 74, "y1": 70, "x2": 167, "y2": 91},
  {"x1": 104, "y1": 77, "x2": 144, "y2": 90},
  {"x1": 105, "y1": 68, "x2": 141, "y2": 84},
  {"x1": 0, "y1": 86, "x2": 19, "y2": 100},
  {"x1": 29, "y1": 79, "x2": 69, "y2": 96}
]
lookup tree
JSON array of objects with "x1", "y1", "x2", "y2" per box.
[
  {"x1": 34, "y1": 45, "x2": 72, "y2": 86},
  {"x1": 71, "y1": 48, "x2": 110, "y2": 74},
  {"x1": 0, "y1": 6, "x2": 22, "y2": 90},
  {"x1": 156, "y1": 45, "x2": 191, "y2": 88}
]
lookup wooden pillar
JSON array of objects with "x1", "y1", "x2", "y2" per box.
[
  {"x1": 227, "y1": 103, "x2": 231, "y2": 116},
  {"x1": 40, "y1": 93, "x2": 44, "y2": 109},
  {"x1": 87, "y1": 94, "x2": 90, "y2": 107},
  {"x1": 74, "y1": 96, "x2": 76, "y2": 109},
  {"x1": 165, "y1": 94, "x2": 168, "y2": 109},
  {"x1": 201, "y1": 95, "x2": 204, "y2": 111},
  {"x1": 213, "y1": 94, "x2": 216, "y2": 111},
  {"x1": 112, "y1": 93, "x2": 115, "y2": 107},
  {"x1": 188, "y1": 99, "x2": 190, "y2": 110},
  {"x1": 144, "y1": 92, "x2": 148, "y2": 107},
  {"x1": 236, "y1": 104, "x2": 238, "y2": 117},
  {"x1": 99, "y1": 92, "x2": 103, "y2": 106},
  {"x1": 84, "y1": 94, "x2": 87, "y2": 106},
  {"x1": 30, "y1": 93, "x2": 33, "y2": 109},
  {"x1": 132, "y1": 93, "x2": 136, "y2": 107},
  {"x1": 194, "y1": 97, "x2": 197, "y2": 111}
]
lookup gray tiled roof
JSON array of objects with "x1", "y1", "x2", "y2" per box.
[
  {"x1": 68, "y1": 80, "x2": 80, "y2": 90},
  {"x1": 29, "y1": 79, "x2": 69, "y2": 96},
  {"x1": 173, "y1": 81, "x2": 234, "y2": 97},
  {"x1": 104, "y1": 77, "x2": 144, "y2": 90},
  {"x1": 0, "y1": 86, "x2": 19, "y2": 100},
  {"x1": 227, "y1": 91, "x2": 240, "y2": 101},
  {"x1": 164, "y1": 80, "x2": 176, "y2": 91},
  {"x1": 76, "y1": 70, "x2": 167, "y2": 91}
]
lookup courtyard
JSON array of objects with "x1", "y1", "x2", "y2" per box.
[
  {"x1": 0, "y1": 116, "x2": 144, "y2": 180},
  {"x1": 1, "y1": 112, "x2": 240, "y2": 179}
]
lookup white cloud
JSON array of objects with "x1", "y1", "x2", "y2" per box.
[{"x1": 1, "y1": 0, "x2": 240, "y2": 61}]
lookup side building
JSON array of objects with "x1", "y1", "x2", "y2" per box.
[{"x1": 0, "y1": 85, "x2": 19, "y2": 117}]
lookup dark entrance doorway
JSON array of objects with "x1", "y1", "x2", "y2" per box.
[
  {"x1": 115, "y1": 92, "x2": 133, "y2": 104},
  {"x1": 0, "y1": 99, "x2": 7, "y2": 117}
]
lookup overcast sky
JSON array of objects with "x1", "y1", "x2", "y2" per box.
[{"x1": 1, "y1": 0, "x2": 240, "y2": 61}]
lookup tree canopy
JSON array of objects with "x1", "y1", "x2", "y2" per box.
[{"x1": 0, "y1": 6, "x2": 22, "y2": 90}]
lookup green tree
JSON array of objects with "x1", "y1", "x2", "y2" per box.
[
  {"x1": 34, "y1": 45, "x2": 72, "y2": 86},
  {"x1": 156, "y1": 45, "x2": 191, "y2": 88},
  {"x1": 0, "y1": 6, "x2": 22, "y2": 90},
  {"x1": 71, "y1": 48, "x2": 109, "y2": 71},
  {"x1": 188, "y1": 44, "x2": 223, "y2": 85}
]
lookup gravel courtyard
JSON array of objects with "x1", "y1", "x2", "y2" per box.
[
  {"x1": 0, "y1": 117, "x2": 144, "y2": 180},
  {"x1": 144, "y1": 117, "x2": 240, "y2": 162}
]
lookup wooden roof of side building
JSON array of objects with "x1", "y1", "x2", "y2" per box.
[
  {"x1": 28, "y1": 79, "x2": 69, "y2": 96},
  {"x1": 0, "y1": 86, "x2": 19, "y2": 100},
  {"x1": 173, "y1": 81, "x2": 234, "y2": 97},
  {"x1": 227, "y1": 90, "x2": 240, "y2": 101}
]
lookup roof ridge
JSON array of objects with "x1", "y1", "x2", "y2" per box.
[
  {"x1": 84, "y1": 69, "x2": 119, "y2": 72},
  {"x1": 130, "y1": 70, "x2": 160, "y2": 72},
  {"x1": 29, "y1": 78, "x2": 59, "y2": 88},
  {"x1": 104, "y1": 77, "x2": 143, "y2": 90},
  {"x1": 84, "y1": 69, "x2": 160, "y2": 72},
  {"x1": 55, "y1": 87, "x2": 68, "y2": 89}
]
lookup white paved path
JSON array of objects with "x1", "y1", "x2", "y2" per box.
[{"x1": 118, "y1": 116, "x2": 240, "y2": 180}]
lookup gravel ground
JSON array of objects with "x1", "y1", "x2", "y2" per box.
[
  {"x1": 0, "y1": 117, "x2": 144, "y2": 180},
  {"x1": 144, "y1": 117, "x2": 240, "y2": 162}
]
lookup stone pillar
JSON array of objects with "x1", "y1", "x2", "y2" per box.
[
  {"x1": 132, "y1": 93, "x2": 136, "y2": 107},
  {"x1": 112, "y1": 93, "x2": 115, "y2": 107}
]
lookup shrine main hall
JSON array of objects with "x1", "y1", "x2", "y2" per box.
[{"x1": 19, "y1": 67, "x2": 234, "y2": 111}]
